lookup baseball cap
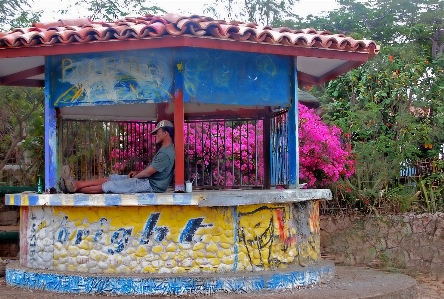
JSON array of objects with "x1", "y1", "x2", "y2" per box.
[{"x1": 151, "y1": 120, "x2": 174, "y2": 135}]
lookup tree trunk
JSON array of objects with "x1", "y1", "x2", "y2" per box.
[{"x1": 0, "y1": 126, "x2": 21, "y2": 172}]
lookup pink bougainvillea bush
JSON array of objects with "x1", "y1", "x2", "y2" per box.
[
  {"x1": 110, "y1": 122, "x2": 156, "y2": 173},
  {"x1": 298, "y1": 103, "x2": 354, "y2": 187},
  {"x1": 110, "y1": 104, "x2": 354, "y2": 188},
  {"x1": 184, "y1": 121, "x2": 264, "y2": 186}
]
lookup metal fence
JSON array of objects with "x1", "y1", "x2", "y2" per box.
[
  {"x1": 59, "y1": 113, "x2": 291, "y2": 190},
  {"x1": 184, "y1": 118, "x2": 264, "y2": 189},
  {"x1": 59, "y1": 120, "x2": 157, "y2": 180},
  {"x1": 270, "y1": 111, "x2": 289, "y2": 186}
]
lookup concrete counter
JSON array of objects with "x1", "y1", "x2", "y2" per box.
[
  {"x1": 5, "y1": 189, "x2": 331, "y2": 207},
  {"x1": 5, "y1": 189, "x2": 332, "y2": 295}
]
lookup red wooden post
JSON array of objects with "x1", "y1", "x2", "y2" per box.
[{"x1": 174, "y1": 90, "x2": 185, "y2": 192}]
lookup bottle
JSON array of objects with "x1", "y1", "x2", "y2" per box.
[{"x1": 37, "y1": 176, "x2": 43, "y2": 194}]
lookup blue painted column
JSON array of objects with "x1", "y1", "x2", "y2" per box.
[
  {"x1": 44, "y1": 56, "x2": 57, "y2": 190},
  {"x1": 173, "y1": 49, "x2": 185, "y2": 191},
  {"x1": 288, "y1": 57, "x2": 299, "y2": 188}
]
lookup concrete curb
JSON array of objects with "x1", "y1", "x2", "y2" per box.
[
  {"x1": 6, "y1": 261, "x2": 335, "y2": 295},
  {"x1": 1, "y1": 265, "x2": 417, "y2": 298}
]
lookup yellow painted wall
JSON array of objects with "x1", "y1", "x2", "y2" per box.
[{"x1": 22, "y1": 202, "x2": 320, "y2": 274}]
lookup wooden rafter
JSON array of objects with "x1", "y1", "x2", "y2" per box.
[{"x1": 0, "y1": 65, "x2": 44, "y2": 87}]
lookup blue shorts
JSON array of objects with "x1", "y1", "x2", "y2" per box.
[{"x1": 102, "y1": 175, "x2": 154, "y2": 193}]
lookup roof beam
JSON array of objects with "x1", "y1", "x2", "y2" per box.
[
  {"x1": 1, "y1": 79, "x2": 44, "y2": 87},
  {"x1": 318, "y1": 60, "x2": 364, "y2": 83},
  {"x1": 0, "y1": 65, "x2": 44, "y2": 85},
  {"x1": 297, "y1": 72, "x2": 320, "y2": 86},
  {"x1": 297, "y1": 60, "x2": 365, "y2": 86}
]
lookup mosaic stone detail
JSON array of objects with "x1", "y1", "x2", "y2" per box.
[
  {"x1": 19, "y1": 202, "x2": 320, "y2": 274},
  {"x1": 6, "y1": 261, "x2": 334, "y2": 295}
]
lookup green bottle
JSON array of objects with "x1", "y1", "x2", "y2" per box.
[{"x1": 37, "y1": 176, "x2": 43, "y2": 194}]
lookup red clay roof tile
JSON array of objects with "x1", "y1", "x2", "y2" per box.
[{"x1": 0, "y1": 13, "x2": 379, "y2": 55}]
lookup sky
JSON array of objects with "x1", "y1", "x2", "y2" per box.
[{"x1": 31, "y1": 0, "x2": 339, "y2": 23}]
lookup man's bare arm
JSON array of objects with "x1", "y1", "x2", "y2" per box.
[{"x1": 131, "y1": 166, "x2": 157, "y2": 179}]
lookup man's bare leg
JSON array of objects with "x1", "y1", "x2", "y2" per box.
[
  {"x1": 73, "y1": 178, "x2": 109, "y2": 192},
  {"x1": 76, "y1": 185, "x2": 105, "y2": 194}
]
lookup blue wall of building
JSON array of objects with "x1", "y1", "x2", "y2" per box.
[
  {"x1": 50, "y1": 48, "x2": 291, "y2": 108},
  {"x1": 181, "y1": 48, "x2": 290, "y2": 106},
  {"x1": 51, "y1": 49, "x2": 175, "y2": 106}
]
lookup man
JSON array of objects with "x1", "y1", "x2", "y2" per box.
[{"x1": 59, "y1": 120, "x2": 175, "y2": 194}]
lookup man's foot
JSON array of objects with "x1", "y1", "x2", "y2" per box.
[
  {"x1": 58, "y1": 177, "x2": 68, "y2": 193},
  {"x1": 61, "y1": 165, "x2": 76, "y2": 193}
]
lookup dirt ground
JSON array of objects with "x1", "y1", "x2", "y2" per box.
[
  {"x1": 414, "y1": 273, "x2": 444, "y2": 299},
  {"x1": 0, "y1": 269, "x2": 443, "y2": 299}
]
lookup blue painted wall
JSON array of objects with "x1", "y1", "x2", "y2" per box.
[
  {"x1": 48, "y1": 48, "x2": 296, "y2": 188},
  {"x1": 44, "y1": 56, "x2": 58, "y2": 190},
  {"x1": 182, "y1": 49, "x2": 291, "y2": 106},
  {"x1": 51, "y1": 49, "x2": 175, "y2": 106},
  {"x1": 50, "y1": 48, "x2": 291, "y2": 108},
  {"x1": 288, "y1": 58, "x2": 299, "y2": 187}
]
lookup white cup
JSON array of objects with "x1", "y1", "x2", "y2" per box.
[{"x1": 185, "y1": 182, "x2": 192, "y2": 193}]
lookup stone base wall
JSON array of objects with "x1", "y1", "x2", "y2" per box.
[
  {"x1": 20, "y1": 201, "x2": 320, "y2": 274},
  {"x1": 0, "y1": 209, "x2": 19, "y2": 258},
  {"x1": 320, "y1": 213, "x2": 444, "y2": 278}
]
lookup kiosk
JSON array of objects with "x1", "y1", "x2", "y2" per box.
[{"x1": 0, "y1": 13, "x2": 378, "y2": 295}]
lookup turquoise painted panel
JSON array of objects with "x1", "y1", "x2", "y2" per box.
[
  {"x1": 182, "y1": 49, "x2": 291, "y2": 106},
  {"x1": 51, "y1": 49, "x2": 174, "y2": 107}
]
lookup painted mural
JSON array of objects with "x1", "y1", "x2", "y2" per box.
[
  {"x1": 20, "y1": 202, "x2": 319, "y2": 274},
  {"x1": 6, "y1": 263, "x2": 334, "y2": 295},
  {"x1": 182, "y1": 49, "x2": 291, "y2": 106},
  {"x1": 51, "y1": 49, "x2": 174, "y2": 107},
  {"x1": 237, "y1": 201, "x2": 319, "y2": 270},
  {"x1": 50, "y1": 48, "x2": 290, "y2": 108}
]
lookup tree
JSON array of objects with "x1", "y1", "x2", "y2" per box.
[
  {"x1": 61, "y1": 0, "x2": 166, "y2": 21},
  {"x1": 0, "y1": 87, "x2": 44, "y2": 185},
  {"x1": 277, "y1": 0, "x2": 443, "y2": 212},
  {"x1": 277, "y1": 0, "x2": 443, "y2": 48},
  {"x1": 0, "y1": 0, "x2": 29, "y2": 29},
  {"x1": 204, "y1": 0, "x2": 299, "y2": 25},
  {"x1": 0, "y1": 2, "x2": 45, "y2": 186},
  {"x1": 7, "y1": 10, "x2": 42, "y2": 30},
  {"x1": 408, "y1": 1, "x2": 444, "y2": 60},
  {"x1": 321, "y1": 43, "x2": 444, "y2": 211}
]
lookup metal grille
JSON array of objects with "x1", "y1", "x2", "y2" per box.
[
  {"x1": 184, "y1": 118, "x2": 264, "y2": 189},
  {"x1": 270, "y1": 112, "x2": 290, "y2": 186},
  {"x1": 59, "y1": 115, "x2": 289, "y2": 189},
  {"x1": 59, "y1": 120, "x2": 157, "y2": 180}
]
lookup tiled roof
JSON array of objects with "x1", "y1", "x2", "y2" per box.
[{"x1": 0, "y1": 13, "x2": 379, "y2": 54}]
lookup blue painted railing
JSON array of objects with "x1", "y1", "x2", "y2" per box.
[{"x1": 270, "y1": 112, "x2": 289, "y2": 186}]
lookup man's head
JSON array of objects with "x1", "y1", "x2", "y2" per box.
[{"x1": 151, "y1": 120, "x2": 174, "y2": 145}]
